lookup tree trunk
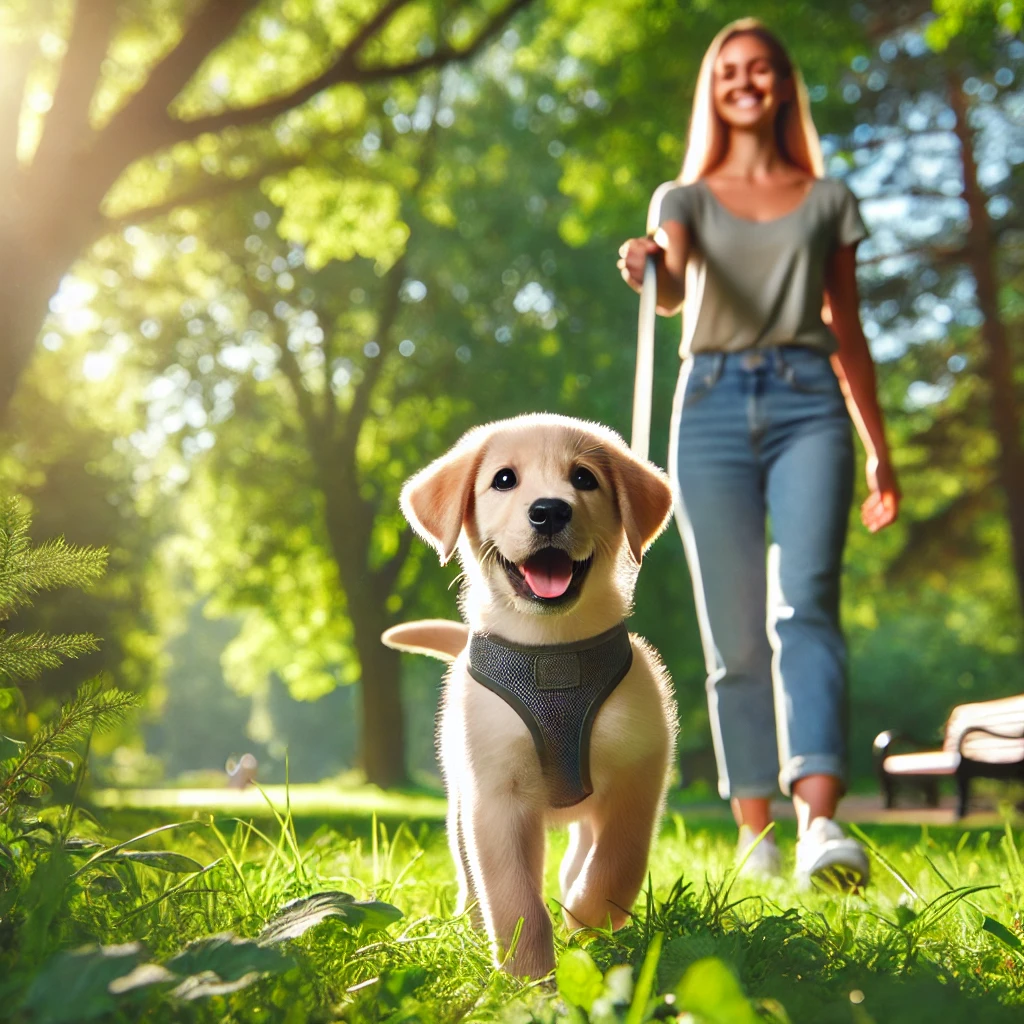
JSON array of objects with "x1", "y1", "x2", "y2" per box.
[
  {"x1": 0, "y1": 192, "x2": 103, "y2": 421},
  {"x1": 321, "y1": 482, "x2": 410, "y2": 788},
  {"x1": 0, "y1": 278, "x2": 54, "y2": 418},
  {"x1": 0, "y1": 238, "x2": 80, "y2": 418},
  {"x1": 348, "y1": 602, "x2": 410, "y2": 789},
  {"x1": 949, "y1": 71, "x2": 1024, "y2": 614}
]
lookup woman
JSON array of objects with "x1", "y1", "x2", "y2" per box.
[{"x1": 617, "y1": 19, "x2": 899, "y2": 888}]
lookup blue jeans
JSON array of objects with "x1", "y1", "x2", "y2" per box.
[{"x1": 669, "y1": 346, "x2": 854, "y2": 799}]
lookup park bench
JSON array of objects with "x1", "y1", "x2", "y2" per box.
[{"x1": 873, "y1": 694, "x2": 1024, "y2": 817}]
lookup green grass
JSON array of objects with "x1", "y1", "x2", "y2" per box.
[
  {"x1": 2, "y1": 792, "x2": 1024, "y2": 1023},
  {"x1": 91, "y1": 783, "x2": 449, "y2": 823}
]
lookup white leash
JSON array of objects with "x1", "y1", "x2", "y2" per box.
[{"x1": 630, "y1": 254, "x2": 658, "y2": 462}]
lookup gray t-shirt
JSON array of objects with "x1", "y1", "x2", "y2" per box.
[{"x1": 655, "y1": 177, "x2": 867, "y2": 356}]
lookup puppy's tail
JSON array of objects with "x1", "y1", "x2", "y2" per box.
[{"x1": 381, "y1": 619, "x2": 469, "y2": 662}]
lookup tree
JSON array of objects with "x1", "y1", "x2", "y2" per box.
[
  {"x1": 66, "y1": 81, "x2": 532, "y2": 786},
  {"x1": 0, "y1": 0, "x2": 534, "y2": 425},
  {"x1": 945, "y1": 33, "x2": 1024, "y2": 614},
  {"x1": 831, "y1": 1, "x2": 1024, "y2": 627}
]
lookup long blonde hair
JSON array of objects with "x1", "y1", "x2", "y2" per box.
[
  {"x1": 640, "y1": 21, "x2": 825, "y2": 366},
  {"x1": 680, "y1": 19, "x2": 823, "y2": 184}
]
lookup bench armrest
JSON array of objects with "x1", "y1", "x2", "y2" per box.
[
  {"x1": 958, "y1": 725, "x2": 1024, "y2": 755},
  {"x1": 873, "y1": 730, "x2": 935, "y2": 761}
]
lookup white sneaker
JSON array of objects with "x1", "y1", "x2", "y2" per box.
[
  {"x1": 795, "y1": 817, "x2": 869, "y2": 891},
  {"x1": 735, "y1": 825, "x2": 782, "y2": 879}
]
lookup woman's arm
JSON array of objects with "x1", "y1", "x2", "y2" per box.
[
  {"x1": 825, "y1": 244, "x2": 901, "y2": 533},
  {"x1": 617, "y1": 221, "x2": 690, "y2": 316}
]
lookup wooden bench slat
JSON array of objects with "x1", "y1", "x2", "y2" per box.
[
  {"x1": 883, "y1": 751, "x2": 959, "y2": 776},
  {"x1": 961, "y1": 735, "x2": 1024, "y2": 762}
]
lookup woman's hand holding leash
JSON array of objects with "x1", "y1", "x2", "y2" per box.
[{"x1": 618, "y1": 236, "x2": 663, "y2": 293}]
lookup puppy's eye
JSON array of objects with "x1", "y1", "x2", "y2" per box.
[
  {"x1": 492, "y1": 468, "x2": 517, "y2": 491},
  {"x1": 571, "y1": 466, "x2": 599, "y2": 491}
]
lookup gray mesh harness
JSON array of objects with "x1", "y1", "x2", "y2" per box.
[{"x1": 467, "y1": 623, "x2": 633, "y2": 808}]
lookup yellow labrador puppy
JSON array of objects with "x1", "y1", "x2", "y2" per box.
[{"x1": 382, "y1": 413, "x2": 676, "y2": 977}]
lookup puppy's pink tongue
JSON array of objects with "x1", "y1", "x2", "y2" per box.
[{"x1": 521, "y1": 550, "x2": 573, "y2": 599}]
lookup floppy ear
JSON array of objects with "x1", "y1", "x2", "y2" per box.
[
  {"x1": 606, "y1": 446, "x2": 674, "y2": 565},
  {"x1": 400, "y1": 431, "x2": 484, "y2": 565}
]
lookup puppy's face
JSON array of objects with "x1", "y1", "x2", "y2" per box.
[
  {"x1": 401, "y1": 414, "x2": 673, "y2": 621},
  {"x1": 468, "y1": 423, "x2": 621, "y2": 612}
]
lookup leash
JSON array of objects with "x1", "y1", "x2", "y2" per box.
[{"x1": 630, "y1": 254, "x2": 658, "y2": 462}]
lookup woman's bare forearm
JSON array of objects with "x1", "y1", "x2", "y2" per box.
[
  {"x1": 655, "y1": 260, "x2": 684, "y2": 315},
  {"x1": 653, "y1": 223, "x2": 687, "y2": 315},
  {"x1": 825, "y1": 246, "x2": 892, "y2": 464},
  {"x1": 830, "y1": 328, "x2": 891, "y2": 463}
]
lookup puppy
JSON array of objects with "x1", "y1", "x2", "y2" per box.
[{"x1": 382, "y1": 413, "x2": 677, "y2": 977}]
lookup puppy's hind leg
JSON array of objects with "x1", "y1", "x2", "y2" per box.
[
  {"x1": 559, "y1": 819, "x2": 594, "y2": 903},
  {"x1": 563, "y1": 757, "x2": 667, "y2": 933}
]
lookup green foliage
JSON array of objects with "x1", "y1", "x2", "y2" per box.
[
  {"x1": 257, "y1": 890, "x2": 405, "y2": 941},
  {"x1": 0, "y1": 680, "x2": 139, "y2": 816},
  {"x1": 0, "y1": 498, "x2": 104, "y2": 687},
  {"x1": 15, "y1": 883, "x2": 403, "y2": 1020},
  {"x1": 0, "y1": 496, "x2": 142, "y2": 984},
  {"x1": 0, "y1": 499, "x2": 106, "y2": 610},
  {"x1": 5, "y1": 803, "x2": 1024, "y2": 1022},
  {"x1": 0, "y1": 499, "x2": 138, "y2": 825},
  {"x1": 556, "y1": 947, "x2": 606, "y2": 1011},
  {"x1": 927, "y1": 0, "x2": 1023, "y2": 50},
  {"x1": 267, "y1": 170, "x2": 411, "y2": 270}
]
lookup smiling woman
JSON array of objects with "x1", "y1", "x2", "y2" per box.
[{"x1": 617, "y1": 18, "x2": 902, "y2": 892}]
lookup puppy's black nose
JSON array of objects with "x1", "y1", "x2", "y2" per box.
[{"x1": 528, "y1": 498, "x2": 572, "y2": 536}]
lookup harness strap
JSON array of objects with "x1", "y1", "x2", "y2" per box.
[{"x1": 467, "y1": 623, "x2": 633, "y2": 808}]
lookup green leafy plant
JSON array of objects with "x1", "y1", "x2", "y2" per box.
[{"x1": 0, "y1": 498, "x2": 138, "y2": 838}]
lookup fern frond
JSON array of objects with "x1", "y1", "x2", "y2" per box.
[
  {"x1": 16, "y1": 539, "x2": 108, "y2": 594},
  {"x1": 0, "y1": 498, "x2": 107, "y2": 618},
  {"x1": 0, "y1": 679, "x2": 140, "y2": 815},
  {"x1": 28, "y1": 680, "x2": 139, "y2": 750},
  {"x1": 0, "y1": 631, "x2": 101, "y2": 683},
  {"x1": 0, "y1": 498, "x2": 31, "y2": 561}
]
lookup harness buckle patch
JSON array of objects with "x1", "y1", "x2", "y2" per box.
[{"x1": 533, "y1": 652, "x2": 581, "y2": 690}]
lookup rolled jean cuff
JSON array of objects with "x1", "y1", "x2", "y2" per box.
[
  {"x1": 778, "y1": 754, "x2": 846, "y2": 798},
  {"x1": 720, "y1": 779, "x2": 778, "y2": 801}
]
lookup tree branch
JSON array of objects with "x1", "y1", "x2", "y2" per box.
[
  {"x1": 153, "y1": 0, "x2": 533, "y2": 147},
  {"x1": 272, "y1": 327, "x2": 341, "y2": 490},
  {"x1": 860, "y1": 187, "x2": 961, "y2": 202},
  {"x1": 33, "y1": 0, "x2": 119, "y2": 172},
  {"x1": 316, "y1": 305, "x2": 340, "y2": 443},
  {"x1": 857, "y1": 243, "x2": 967, "y2": 268},
  {"x1": 94, "y1": 0, "x2": 251, "y2": 177},
  {"x1": 843, "y1": 127, "x2": 955, "y2": 152},
  {"x1": 100, "y1": 155, "x2": 307, "y2": 233},
  {"x1": 344, "y1": 0, "x2": 411, "y2": 60},
  {"x1": 341, "y1": 260, "x2": 406, "y2": 446},
  {"x1": 278, "y1": 343, "x2": 327, "y2": 445},
  {"x1": 862, "y1": 0, "x2": 932, "y2": 42}
]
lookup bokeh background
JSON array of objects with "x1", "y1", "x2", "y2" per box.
[{"x1": 1, "y1": 0, "x2": 1022, "y2": 797}]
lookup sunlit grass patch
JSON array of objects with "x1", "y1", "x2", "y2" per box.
[
  {"x1": 91, "y1": 781, "x2": 448, "y2": 823},
  {"x1": 2, "y1": 796, "x2": 1024, "y2": 1022}
]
